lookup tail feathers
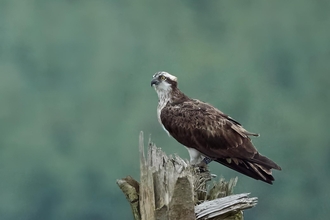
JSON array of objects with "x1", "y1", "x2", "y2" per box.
[
  {"x1": 215, "y1": 157, "x2": 280, "y2": 184},
  {"x1": 251, "y1": 153, "x2": 282, "y2": 171}
]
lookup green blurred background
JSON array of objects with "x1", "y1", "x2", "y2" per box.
[{"x1": 1, "y1": 0, "x2": 329, "y2": 219}]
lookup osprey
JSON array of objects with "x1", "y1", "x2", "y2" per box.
[{"x1": 151, "y1": 71, "x2": 281, "y2": 184}]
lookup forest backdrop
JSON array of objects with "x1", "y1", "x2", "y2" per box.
[{"x1": 0, "y1": 0, "x2": 329, "y2": 220}]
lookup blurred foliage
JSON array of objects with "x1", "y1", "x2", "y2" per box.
[{"x1": 0, "y1": 0, "x2": 329, "y2": 219}]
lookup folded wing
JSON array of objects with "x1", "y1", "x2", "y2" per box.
[{"x1": 161, "y1": 99, "x2": 281, "y2": 184}]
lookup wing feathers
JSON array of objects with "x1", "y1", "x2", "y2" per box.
[
  {"x1": 250, "y1": 153, "x2": 282, "y2": 170},
  {"x1": 160, "y1": 98, "x2": 281, "y2": 184},
  {"x1": 216, "y1": 158, "x2": 275, "y2": 184}
]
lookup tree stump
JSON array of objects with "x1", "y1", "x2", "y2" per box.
[{"x1": 117, "y1": 131, "x2": 257, "y2": 220}]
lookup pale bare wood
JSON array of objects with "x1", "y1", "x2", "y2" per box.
[
  {"x1": 195, "y1": 193, "x2": 258, "y2": 219},
  {"x1": 117, "y1": 131, "x2": 258, "y2": 220},
  {"x1": 139, "y1": 131, "x2": 156, "y2": 220},
  {"x1": 145, "y1": 135, "x2": 195, "y2": 219}
]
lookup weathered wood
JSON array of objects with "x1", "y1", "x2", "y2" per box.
[
  {"x1": 139, "y1": 131, "x2": 156, "y2": 220},
  {"x1": 117, "y1": 131, "x2": 258, "y2": 220},
  {"x1": 195, "y1": 193, "x2": 258, "y2": 219},
  {"x1": 116, "y1": 176, "x2": 140, "y2": 220},
  {"x1": 168, "y1": 177, "x2": 195, "y2": 220},
  {"x1": 141, "y1": 132, "x2": 195, "y2": 220}
]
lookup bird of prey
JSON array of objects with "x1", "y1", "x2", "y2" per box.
[{"x1": 151, "y1": 71, "x2": 281, "y2": 184}]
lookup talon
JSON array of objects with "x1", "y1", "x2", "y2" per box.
[{"x1": 196, "y1": 160, "x2": 209, "y2": 172}]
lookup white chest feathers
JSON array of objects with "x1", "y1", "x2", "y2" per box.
[
  {"x1": 157, "y1": 102, "x2": 171, "y2": 136},
  {"x1": 154, "y1": 84, "x2": 172, "y2": 137}
]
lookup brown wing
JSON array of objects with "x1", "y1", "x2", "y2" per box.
[{"x1": 161, "y1": 99, "x2": 281, "y2": 184}]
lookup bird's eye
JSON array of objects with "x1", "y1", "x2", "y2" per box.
[{"x1": 161, "y1": 75, "x2": 166, "y2": 81}]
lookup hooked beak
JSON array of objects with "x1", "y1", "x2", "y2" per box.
[{"x1": 151, "y1": 78, "x2": 160, "y2": 86}]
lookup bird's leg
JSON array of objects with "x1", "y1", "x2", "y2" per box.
[
  {"x1": 185, "y1": 147, "x2": 213, "y2": 172},
  {"x1": 202, "y1": 157, "x2": 213, "y2": 165},
  {"x1": 196, "y1": 157, "x2": 213, "y2": 172}
]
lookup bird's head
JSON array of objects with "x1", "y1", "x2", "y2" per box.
[{"x1": 151, "y1": 71, "x2": 178, "y2": 94}]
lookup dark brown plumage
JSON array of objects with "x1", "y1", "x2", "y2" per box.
[{"x1": 151, "y1": 71, "x2": 281, "y2": 184}]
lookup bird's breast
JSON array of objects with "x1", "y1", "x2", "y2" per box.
[{"x1": 157, "y1": 100, "x2": 171, "y2": 136}]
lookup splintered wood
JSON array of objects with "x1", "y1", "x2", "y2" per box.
[{"x1": 116, "y1": 131, "x2": 258, "y2": 220}]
